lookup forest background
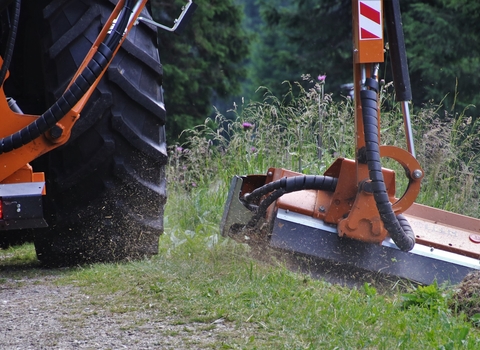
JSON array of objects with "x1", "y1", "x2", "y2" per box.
[{"x1": 151, "y1": 0, "x2": 480, "y2": 142}]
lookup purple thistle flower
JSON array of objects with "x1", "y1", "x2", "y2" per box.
[
  {"x1": 318, "y1": 75, "x2": 327, "y2": 82},
  {"x1": 250, "y1": 147, "x2": 257, "y2": 153},
  {"x1": 242, "y1": 122, "x2": 253, "y2": 130},
  {"x1": 176, "y1": 146, "x2": 184, "y2": 153}
]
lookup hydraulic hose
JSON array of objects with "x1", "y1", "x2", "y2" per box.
[
  {"x1": 0, "y1": 44, "x2": 113, "y2": 154},
  {"x1": 244, "y1": 175, "x2": 338, "y2": 204},
  {"x1": 244, "y1": 175, "x2": 338, "y2": 228},
  {"x1": 0, "y1": 0, "x2": 20, "y2": 86},
  {"x1": 106, "y1": 0, "x2": 134, "y2": 50},
  {"x1": 360, "y1": 78, "x2": 415, "y2": 251},
  {"x1": 0, "y1": 0, "x2": 134, "y2": 154}
]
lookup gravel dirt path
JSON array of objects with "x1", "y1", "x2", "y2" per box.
[{"x1": 0, "y1": 275, "x2": 239, "y2": 349}]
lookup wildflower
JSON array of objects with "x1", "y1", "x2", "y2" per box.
[
  {"x1": 191, "y1": 182, "x2": 197, "y2": 188},
  {"x1": 242, "y1": 122, "x2": 253, "y2": 130},
  {"x1": 250, "y1": 147, "x2": 257, "y2": 153},
  {"x1": 176, "y1": 146, "x2": 184, "y2": 153},
  {"x1": 318, "y1": 75, "x2": 326, "y2": 82}
]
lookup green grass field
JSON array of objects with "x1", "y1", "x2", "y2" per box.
[
  {"x1": 2, "y1": 79, "x2": 480, "y2": 348},
  {"x1": 2, "y1": 235, "x2": 479, "y2": 348}
]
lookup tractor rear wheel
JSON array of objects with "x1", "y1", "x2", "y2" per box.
[{"x1": 32, "y1": 0, "x2": 167, "y2": 265}]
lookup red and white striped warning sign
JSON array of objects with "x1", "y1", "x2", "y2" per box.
[{"x1": 359, "y1": 0, "x2": 382, "y2": 40}]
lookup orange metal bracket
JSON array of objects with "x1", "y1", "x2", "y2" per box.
[
  {"x1": 271, "y1": 152, "x2": 421, "y2": 244},
  {"x1": 353, "y1": 0, "x2": 384, "y2": 64}
]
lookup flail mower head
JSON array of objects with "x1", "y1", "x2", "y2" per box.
[{"x1": 221, "y1": 0, "x2": 480, "y2": 286}]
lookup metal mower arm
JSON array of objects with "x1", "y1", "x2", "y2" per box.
[{"x1": 138, "y1": 1, "x2": 198, "y2": 35}]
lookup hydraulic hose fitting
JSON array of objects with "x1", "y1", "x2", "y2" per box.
[
  {"x1": 412, "y1": 169, "x2": 423, "y2": 179},
  {"x1": 372, "y1": 63, "x2": 380, "y2": 80}
]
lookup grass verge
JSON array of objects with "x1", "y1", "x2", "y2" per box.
[{"x1": 2, "y1": 238, "x2": 480, "y2": 349}]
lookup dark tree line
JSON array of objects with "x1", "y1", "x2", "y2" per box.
[
  {"x1": 151, "y1": 0, "x2": 250, "y2": 141},
  {"x1": 246, "y1": 0, "x2": 480, "y2": 114},
  {"x1": 151, "y1": 0, "x2": 480, "y2": 142}
]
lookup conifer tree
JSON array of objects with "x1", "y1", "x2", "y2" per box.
[
  {"x1": 246, "y1": 0, "x2": 480, "y2": 113},
  {"x1": 151, "y1": 0, "x2": 250, "y2": 141}
]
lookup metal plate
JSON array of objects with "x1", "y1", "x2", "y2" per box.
[
  {"x1": 405, "y1": 203, "x2": 480, "y2": 259},
  {"x1": 270, "y1": 209, "x2": 477, "y2": 285}
]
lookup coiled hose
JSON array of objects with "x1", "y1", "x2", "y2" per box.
[
  {"x1": 361, "y1": 78, "x2": 415, "y2": 251},
  {"x1": 243, "y1": 175, "x2": 338, "y2": 228}
]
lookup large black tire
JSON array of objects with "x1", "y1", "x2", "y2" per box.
[{"x1": 32, "y1": 0, "x2": 167, "y2": 265}]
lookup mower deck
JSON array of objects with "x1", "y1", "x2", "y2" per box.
[
  {"x1": 221, "y1": 176, "x2": 480, "y2": 285},
  {"x1": 270, "y1": 209, "x2": 479, "y2": 285}
]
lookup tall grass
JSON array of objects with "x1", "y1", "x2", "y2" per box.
[
  {"x1": 166, "y1": 76, "x2": 480, "y2": 241},
  {"x1": 415, "y1": 105, "x2": 480, "y2": 216}
]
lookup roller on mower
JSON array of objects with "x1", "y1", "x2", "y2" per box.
[{"x1": 221, "y1": 0, "x2": 480, "y2": 285}]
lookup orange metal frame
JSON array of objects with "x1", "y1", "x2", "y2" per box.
[
  {"x1": 270, "y1": 0, "x2": 423, "y2": 244},
  {"x1": 0, "y1": 0, "x2": 149, "y2": 188}
]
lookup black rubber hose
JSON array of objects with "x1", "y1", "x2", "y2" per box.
[
  {"x1": 0, "y1": 0, "x2": 20, "y2": 86},
  {"x1": 106, "y1": 0, "x2": 134, "y2": 50},
  {"x1": 246, "y1": 188, "x2": 287, "y2": 228},
  {"x1": 0, "y1": 0, "x2": 134, "y2": 154},
  {"x1": 244, "y1": 175, "x2": 338, "y2": 204},
  {"x1": 0, "y1": 43, "x2": 113, "y2": 154},
  {"x1": 360, "y1": 82, "x2": 415, "y2": 251},
  {"x1": 245, "y1": 175, "x2": 338, "y2": 228}
]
